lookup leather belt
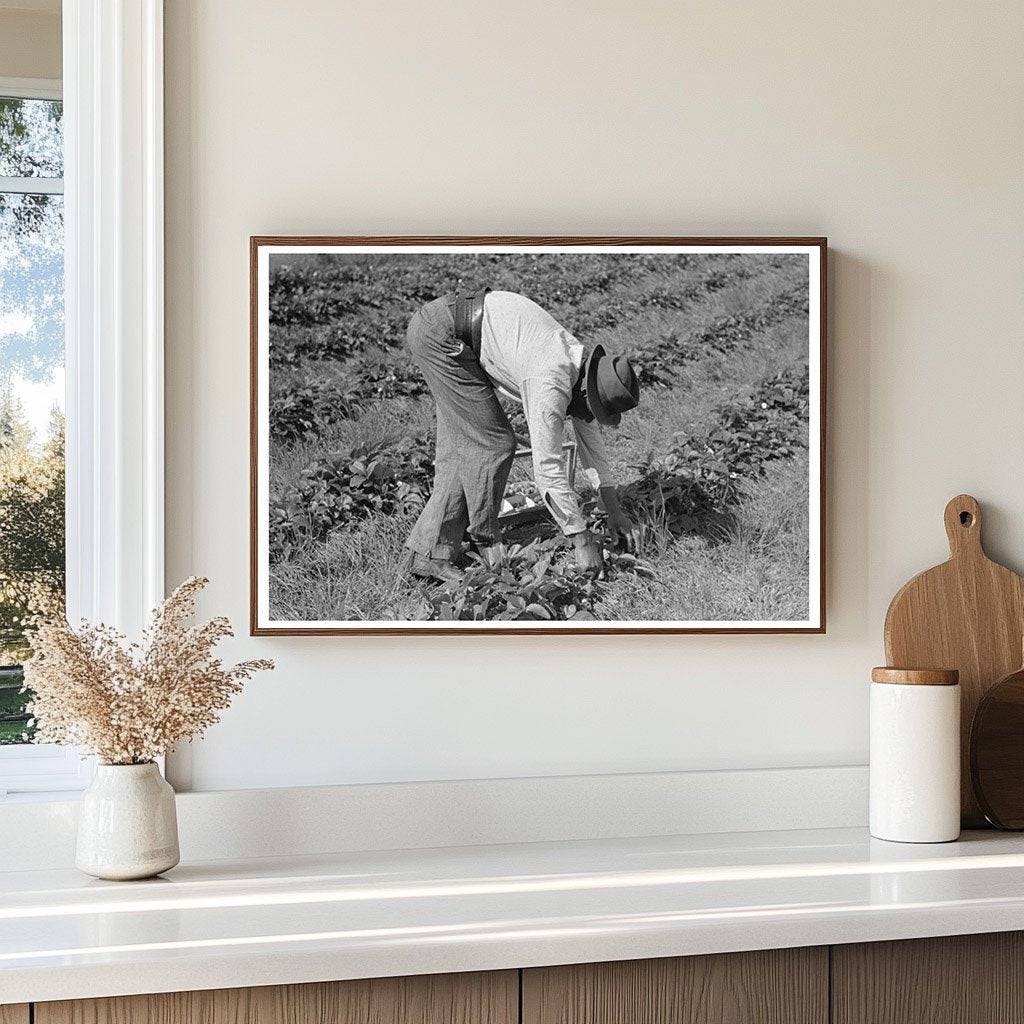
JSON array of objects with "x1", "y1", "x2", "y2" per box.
[{"x1": 452, "y1": 287, "x2": 490, "y2": 359}]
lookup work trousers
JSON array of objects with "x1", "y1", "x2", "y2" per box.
[{"x1": 404, "y1": 296, "x2": 516, "y2": 560}]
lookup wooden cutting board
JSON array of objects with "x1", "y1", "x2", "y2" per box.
[{"x1": 884, "y1": 494, "x2": 1024, "y2": 826}]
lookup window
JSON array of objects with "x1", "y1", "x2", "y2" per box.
[
  {"x1": 0, "y1": 4, "x2": 166, "y2": 799},
  {"x1": 0, "y1": 80, "x2": 85, "y2": 796}
]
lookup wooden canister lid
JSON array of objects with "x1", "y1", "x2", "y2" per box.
[{"x1": 871, "y1": 667, "x2": 960, "y2": 686}]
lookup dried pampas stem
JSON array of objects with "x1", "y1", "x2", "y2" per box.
[{"x1": 23, "y1": 577, "x2": 274, "y2": 765}]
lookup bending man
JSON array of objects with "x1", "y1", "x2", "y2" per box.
[{"x1": 404, "y1": 289, "x2": 641, "y2": 582}]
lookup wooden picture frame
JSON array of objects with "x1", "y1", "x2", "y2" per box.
[{"x1": 251, "y1": 236, "x2": 827, "y2": 635}]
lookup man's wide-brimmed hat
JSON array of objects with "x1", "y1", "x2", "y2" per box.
[{"x1": 585, "y1": 345, "x2": 640, "y2": 427}]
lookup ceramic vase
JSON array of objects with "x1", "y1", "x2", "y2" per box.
[{"x1": 76, "y1": 762, "x2": 180, "y2": 880}]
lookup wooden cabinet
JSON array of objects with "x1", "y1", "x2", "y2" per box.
[
  {"x1": 832, "y1": 932, "x2": 1024, "y2": 1024},
  {"x1": 34, "y1": 971, "x2": 517, "y2": 1024},
  {"x1": 23, "y1": 932, "x2": 1024, "y2": 1024},
  {"x1": 522, "y1": 948, "x2": 827, "y2": 1024}
]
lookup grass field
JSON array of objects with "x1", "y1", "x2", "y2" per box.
[{"x1": 266, "y1": 252, "x2": 811, "y2": 623}]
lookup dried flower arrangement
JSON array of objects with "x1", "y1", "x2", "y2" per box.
[{"x1": 23, "y1": 577, "x2": 273, "y2": 765}]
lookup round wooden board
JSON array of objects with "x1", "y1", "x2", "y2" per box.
[
  {"x1": 884, "y1": 495, "x2": 1024, "y2": 826},
  {"x1": 970, "y1": 662, "x2": 1024, "y2": 829}
]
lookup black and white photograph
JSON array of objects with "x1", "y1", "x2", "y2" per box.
[{"x1": 251, "y1": 238, "x2": 825, "y2": 634}]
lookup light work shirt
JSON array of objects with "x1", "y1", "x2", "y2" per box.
[{"x1": 477, "y1": 291, "x2": 615, "y2": 536}]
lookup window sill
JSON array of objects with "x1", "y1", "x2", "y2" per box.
[{"x1": 0, "y1": 744, "x2": 93, "y2": 799}]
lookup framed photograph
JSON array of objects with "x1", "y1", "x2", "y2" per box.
[{"x1": 251, "y1": 237, "x2": 826, "y2": 635}]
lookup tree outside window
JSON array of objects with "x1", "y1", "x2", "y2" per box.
[{"x1": 0, "y1": 94, "x2": 65, "y2": 744}]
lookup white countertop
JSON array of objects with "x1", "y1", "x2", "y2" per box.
[{"x1": 4, "y1": 826, "x2": 1024, "y2": 1004}]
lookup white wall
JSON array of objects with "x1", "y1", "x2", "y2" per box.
[{"x1": 164, "y1": 0, "x2": 1024, "y2": 792}]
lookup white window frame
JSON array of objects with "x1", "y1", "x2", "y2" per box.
[
  {"x1": 0, "y1": 77, "x2": 61, "y2": 101},
  {"x1": 0, "y1": 77, "x2": 64, "y2": 195},
  {"x1": 0, "y1": 0, "x2": 164, "y2": 799}
]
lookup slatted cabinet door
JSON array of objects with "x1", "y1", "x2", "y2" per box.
[
  {"x1": 35, "y1": 971, "x2": 518, "y2": 1024},
  {"x1": 522, "y1": 948, "x2": 828, "y2": 1024},
  {"x1": 832, "y1": 933, "x2": 1024, "y2": 1024},
  {"x1": 0, "y1": 1006, "x2": 29, "y2": 1024}
]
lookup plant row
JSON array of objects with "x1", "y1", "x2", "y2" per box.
[
  {"x1": 270, "y1": 353, "x2": 428, "y2": 443},
  {"x1": 270, "y1": 434, "x2": 435, "y2": 561},
  {"x1": 630, "y1": 284, "x2": 810, "y2": 389},
  {"x1": 269, "y1": 272, "x2": 802, "y2": 444},
  {"x1": 268, "y1": 253, "x2": 768, "y2": 367}
]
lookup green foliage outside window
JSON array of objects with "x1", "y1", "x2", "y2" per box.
[
  {"x1": 0, "y1": 398, "x2": 65, "y2": 743},
  {"x1": 0, "y1": 95, "x2": 65, "y2": 744}
]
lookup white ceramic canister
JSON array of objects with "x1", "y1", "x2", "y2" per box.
[
  {"x1": 870, "y1": 667, "x2": 961, "y2": 843},
  {"x1": 76, "y1": 762, "x2": 180, "y2": 880}
]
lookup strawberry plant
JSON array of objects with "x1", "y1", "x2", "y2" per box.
[
  {"x1": 424, "y1": 536, "x2": 632, "y2": 621},
  {"x1": 270, "y1": 434, "x2": 435, "y2": 560},
  {"x1": 269, "y1": 379, "x2": 355, "y2": 442},
  {"x1": 420, "y1": 532, "x2": 659, "y2": 622},
  {"x1": 270, "y1": 355, "x2": 428, "y2": 441},
  {"x1": 625, "y1": 366, "x2": 809, "y2": 537}
]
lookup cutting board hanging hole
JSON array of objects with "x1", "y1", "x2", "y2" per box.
[{"x1": 944, "y1": 494, "x2": 983, "y2": 557}]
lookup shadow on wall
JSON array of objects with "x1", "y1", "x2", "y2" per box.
[{"x1": 827, "y1": 250, "x2": 873, "y2": 638}]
